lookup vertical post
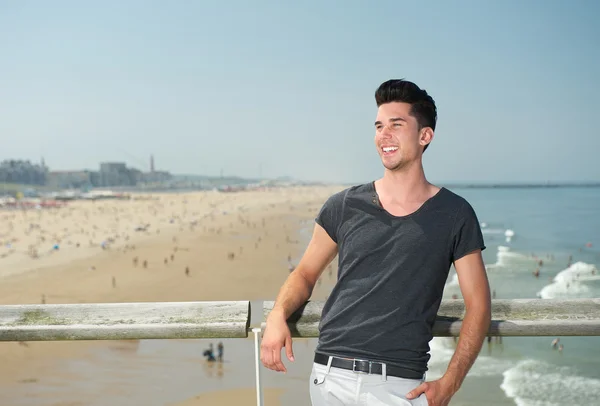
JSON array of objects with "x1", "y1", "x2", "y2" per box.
[{"x1": 252, "y1": 327, "x2": 264, "y2": 406}]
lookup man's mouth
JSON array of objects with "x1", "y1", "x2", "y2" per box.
[{"x1": 381, "y1": 146, "x2": 398, "y2": 155}]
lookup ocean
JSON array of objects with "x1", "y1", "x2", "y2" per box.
[{"x1": 434, "y1": 186, "x2": 600, "y2": 406}]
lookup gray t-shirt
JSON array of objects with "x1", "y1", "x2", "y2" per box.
[{"x1": 314, "y1": 182, "x2": 485, "y2": 375}]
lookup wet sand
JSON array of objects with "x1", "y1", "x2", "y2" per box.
[{"x1": 171, "y1": 388, "x2": 284, "y2": 406}]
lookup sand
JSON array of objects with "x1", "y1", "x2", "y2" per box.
[
  {"x1": 170, "y1": 388, "x2": 284, "y2": 406},
  {"x1": 0, "y1": 185, "x2": 343, "y2": 405}
]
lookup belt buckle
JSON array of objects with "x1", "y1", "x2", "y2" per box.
[{"x1": 352, "y1": 359, "x2": 372, "y2": 374}]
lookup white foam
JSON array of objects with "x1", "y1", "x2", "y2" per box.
[
  {"x1": 504, "y1": 229, "x2": 515, "y2": 242},
  {"x1": 487, "y1": 245, "x2": 537, "y2": 270},
  {"x1": 501, "y1": 359, "x2": 600, "y2": 406},
  {"x1": 481, "y1": 226, "x2": 516, "y2": 243},
  {"x1": 497, "y1": 250, "x2": 531, "y2": 263},
  {"x1": 426, "y1": 337, "x2": 456, "y2": 379},
  {"x1": 482, "y1": 228, "x2": 506, "y2": 235},
  {"x1": 445, "y1": 273, "x2": 459, "y2": 287},
  {"x1": 427, "y1": 337, "x2": 513, "y2": 380},
  {"x1": 537, "y1": 262, "x2": 600, "y2": 299}
]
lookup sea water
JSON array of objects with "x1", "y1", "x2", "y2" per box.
[{"x1": 437, "y1": 186, "x2": 600, "y2": 406}]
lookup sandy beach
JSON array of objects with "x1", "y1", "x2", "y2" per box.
[
  {"x1": 171, "y1": 388, "x2": 284, "y2": 406},
  {"x1": 0, "y1": 185, "x2": 342, "y2": 406}
]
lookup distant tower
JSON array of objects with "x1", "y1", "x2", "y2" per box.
[
  {"x1": 150, "y1": 155, "x2": 155, "y2": 173},
  {"x1": 41, "y1": 157, "x2": 46, "y2": 168}
]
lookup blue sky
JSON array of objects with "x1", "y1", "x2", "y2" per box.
[{"x1": 1, "y1": 0, "x2": 598, "y2": 184}]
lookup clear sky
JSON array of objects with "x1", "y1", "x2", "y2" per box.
[{"x1": 1, "y1": 0, "x2": 598, "y2": 184}]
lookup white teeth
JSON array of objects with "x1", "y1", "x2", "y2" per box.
[{"x1": 383, "y1": 147, "x2": 398, "y2": 152}]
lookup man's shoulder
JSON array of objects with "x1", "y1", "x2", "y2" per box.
[
  {"x1": 326, "y1": 182, "x2": 373, "y2": 204},
  {"x1": 436, "y1": 187, "x2": 478, "y2": 216},
  {"x1": 438, "y1": 187, "x2": 469, "y2": 206}
]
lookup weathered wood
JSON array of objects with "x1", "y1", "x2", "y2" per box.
[
  {"x1": 0, "y1": 301, "x2": 250, "y2": 341},
  {"x1": 2, "y1": 299, "x2": 599, "y2": 342},
  {"x1": 262, "y1": 299, "x2": 600, "y2": 337}
]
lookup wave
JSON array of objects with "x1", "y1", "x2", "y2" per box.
[
  {"x1": 501, "y1": 359, "x2": 600, "y2": 406},
  {"x1": 427, "y1": 337, "x2": 455, "y2": 377},
  {"x1": 486, "y1": 245, "x2": 539, "y2": 271},
  {"x1": 427, "y1": 337, "x2": 513, "y2": 380},
  {"x1": 481, "y1": 223, "x2": 516, "y2": 242},
  {"x1": 445, "y1": 273, "x2": 459, "y2": 287},
  {"x1": 537, "y1": 261, "x2": 600, "y2": 299},
  {"x1": 482, "y1": 228, "x2": 508, "y2": 235}
]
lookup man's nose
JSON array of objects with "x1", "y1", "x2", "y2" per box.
[{"x1": 380, "y1": 124, "x2": 393, "y2": 137}]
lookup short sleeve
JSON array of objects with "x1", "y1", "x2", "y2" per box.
[
  {"x1": 451, "y1": 200, "x2": 486, "y2": 262},
  {"x1": 315, "y1": 191, "x2": 345, "y2": 243}
]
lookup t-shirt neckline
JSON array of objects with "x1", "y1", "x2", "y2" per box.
[{"x1": 370, "y1": 181, "x2": 446, "y2": 219}]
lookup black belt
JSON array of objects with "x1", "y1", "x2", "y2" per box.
[{"x1": 314, "y1": 353, "x2": 423, "y2": 380}]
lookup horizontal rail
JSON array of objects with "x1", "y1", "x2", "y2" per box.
[
  {"x1": 263, "y1": 299, "x2": 600, "y2": 337},
  {"x1": 1, "y1": 299, "x2": 600, "y2": 341},
  {"x1": 0, "y1": 301, "x2": 250, "y2": 341}
]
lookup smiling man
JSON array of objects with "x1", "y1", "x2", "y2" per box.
[{"x1": 261, "y1": 79, "x2": 491, "y2": 406}]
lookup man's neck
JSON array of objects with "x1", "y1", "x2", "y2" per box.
[{"x1": 378, "y1": 162, "x2": 433, "y2": 203}]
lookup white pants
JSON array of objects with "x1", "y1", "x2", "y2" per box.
[{"x1": 309, "y1": 360, "x2": 429, "y2": 406}]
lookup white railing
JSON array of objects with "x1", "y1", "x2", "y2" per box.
[{"x1": 2, "y1": 299, "x2": 600, "y2": 406}]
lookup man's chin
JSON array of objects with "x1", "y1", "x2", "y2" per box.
[
  {"x1": 382, "y1": 161, "x2": 405, "y2": 172},
  {"x1": 382, "y1": 161, "x2": 400, "y2": 171}
]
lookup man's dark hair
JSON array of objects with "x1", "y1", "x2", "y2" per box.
[{"x1": 375, "y1": 79, "x2": 437, "y2": 152}]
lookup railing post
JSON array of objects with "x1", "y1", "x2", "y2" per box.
[{"x1": 252, "y1": 327, "x2": 264, "y2": 406}]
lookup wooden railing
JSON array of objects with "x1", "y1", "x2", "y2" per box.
[
  {"x1": 263, "y1": 298, "x2": 600, "y2": 337},
  {"x1": 3, "y1": 299, "x2": 599, "y2": 341},
  {"x1": 0, "y1": 301, "x2": 250, "y2": 341}
]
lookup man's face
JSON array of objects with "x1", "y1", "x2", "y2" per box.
[{"x1": 374, "y1": 102, "x2": 430, "y2": 171}]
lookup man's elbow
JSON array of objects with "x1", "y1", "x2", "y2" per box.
[{"x1": 293, "y1": 266, "x2": 319, "y2": 292}]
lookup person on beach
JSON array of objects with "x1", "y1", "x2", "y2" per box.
[
  {"x1": 217, "y1": 342, "x2": 224, "y2": 362},
  {"x1": 260, "y1": 79, "x2": 491, "y2": 406},
  {"x1": 203, "y1": 343, "x2": 216, "y2": 362}
]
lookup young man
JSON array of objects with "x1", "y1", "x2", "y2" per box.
[{"x1": 260, "y1": 79, "x2": 491, "y2": 406}]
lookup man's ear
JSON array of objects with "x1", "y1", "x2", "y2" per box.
[{"x1": 420, "y1": 127, "x2": 434, "y2": 148}]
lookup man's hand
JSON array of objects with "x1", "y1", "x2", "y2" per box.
[
  {"x1": 406, "y1": 376, "x2": 456, "y2": 406},
  {"x1": 260, "y1": 311, "x2": 295, "y2": 372}
]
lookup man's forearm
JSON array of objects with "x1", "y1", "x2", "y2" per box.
[
  {"x1": 269, "y1": 271, "x2": 315, "y2": 321},
  {"x1": 442, "y1": 307, "x2": 491, "y2": 391}
]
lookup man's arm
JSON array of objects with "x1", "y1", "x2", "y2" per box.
[
  {"x1": 407, "y1": 249, "x2": 491, "y2": 405},
  {"x1": 270, "y1": 224, "x2": 337, "y2": 319},
  {"x1": 443, "y1": 249, "x2": 491, "y2": 391},
  {"x1": 260, "y1": 223, "x2": 338, "y2": 372}
]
